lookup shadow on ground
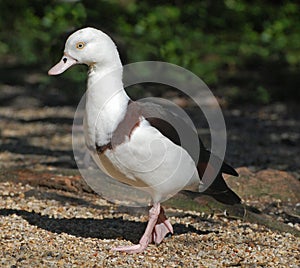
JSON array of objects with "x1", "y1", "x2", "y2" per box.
[{"x1": 0, "y1": 208, "x2": 213, "y2": 244}]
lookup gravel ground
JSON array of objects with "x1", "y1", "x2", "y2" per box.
[{"x1": 1, "y1": 181, "x2": 299, "y2": 267}]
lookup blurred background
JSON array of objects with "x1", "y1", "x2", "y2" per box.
[
  {"x1": 0, "y1": 0, "x2": 299, "y2": 172},
  {"x1": 1, "y1": 0, "x2": 300, "y2": 103}
]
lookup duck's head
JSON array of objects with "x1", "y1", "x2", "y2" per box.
[{"x1": 48, "y1": 27, "x2": 120, "y2": 75}]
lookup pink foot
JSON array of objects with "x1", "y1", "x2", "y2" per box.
[
  {"x1": 152, "y1": 212, "x2": 173, "y2": 244},
  {"x1": 111, "y1": 204, "x2": 173, "y2": 254},
  {"x1": 112, "y1": 243, "x2": 147, "y2": 254},
  {"x1": 152, "y1": 219, "x2": 173, "y2": 244}
]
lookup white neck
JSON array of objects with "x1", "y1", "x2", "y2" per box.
[{"x1": 85, "y1": 60, "x2": 130, "y2": 147}]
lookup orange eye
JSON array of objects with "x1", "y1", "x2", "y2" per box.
[{"x1": 76, "y1": 42, "x2": 85, "y2": 49}]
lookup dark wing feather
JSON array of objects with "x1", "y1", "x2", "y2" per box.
[
  {"x1": 135, "y1": 101, "x2": 241, "y2": 205},
  {"x1": 136, "y1": 101, "x2": 238, "y2": 176}
]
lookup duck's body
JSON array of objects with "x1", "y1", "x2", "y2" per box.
[
  {"x1": 49, "y1": 27, "x2": 241, "y2": 253},
  {"x1": 85, "y1": 63, "x2": 200, "y2": 203}
]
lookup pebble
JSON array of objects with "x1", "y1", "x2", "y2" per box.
[{"x1": 0, "y1": 181, "x2": 299, "y2": 267}]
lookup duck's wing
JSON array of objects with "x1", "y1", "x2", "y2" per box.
[
  {"x1": 133, "y1": 101, "x2": 241, "y2": 205},
  {"x1": 134, "y1": 101, "x2": 238, "y2": 175}
]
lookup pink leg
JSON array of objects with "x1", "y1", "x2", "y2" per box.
[
  {"x1": 112, "y1": 203, "x2": 161, "y2": 253},
  {"x1": 152, "y1": 207, "x2": 173, "y2": 244}
]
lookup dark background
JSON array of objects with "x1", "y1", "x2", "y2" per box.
[{"x1": 1, "y1": 0, "x2": 300, "y2": 103}]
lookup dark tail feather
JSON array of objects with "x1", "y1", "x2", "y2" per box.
[
  {"x1": 183, "y1": 187, "x2": 241, "y2": 206},
  {"x1": 203, "y1": 174, "x2": 241, "y2": 205},
  {"x1": 184, "y1": 172, "x2": 241, "y2": 205},
  {"x1": 206, "y1": 188, "x2": 241, "y2": 205},
  {"x1": 221, "y1": 162, "x2": 239, "y2": 177}
]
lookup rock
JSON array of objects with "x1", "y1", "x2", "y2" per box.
[{"x1": 225, "y1": 167, "x2": 300, "y2": 204}]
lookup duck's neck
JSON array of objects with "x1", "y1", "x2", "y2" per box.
[{"x1": 85, "y1": 61, "x2": 130, "y2": 147}]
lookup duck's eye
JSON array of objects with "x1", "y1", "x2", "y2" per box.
[{"x1": 76, "y1": 42, "x2": 85, "y2": 50}]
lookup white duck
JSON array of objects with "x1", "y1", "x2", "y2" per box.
[{"x1": 48, "y1": 27, "x2": 240, "y2": 253}]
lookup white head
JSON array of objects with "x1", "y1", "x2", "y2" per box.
[{"x1": 48, "y1": 27, "x2": 121, "y2": 75}]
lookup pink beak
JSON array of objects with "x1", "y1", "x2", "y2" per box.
[{"x1": 48, "y1": 54, "x2": 78, "y2": 75}]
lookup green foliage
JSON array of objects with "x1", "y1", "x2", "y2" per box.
[
  {"x1": 0, "y1": 0, "x2": 299, "y2": 103},
  {"x1": 0, "y1": 1, "x2": 86, "y2": 64}
]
